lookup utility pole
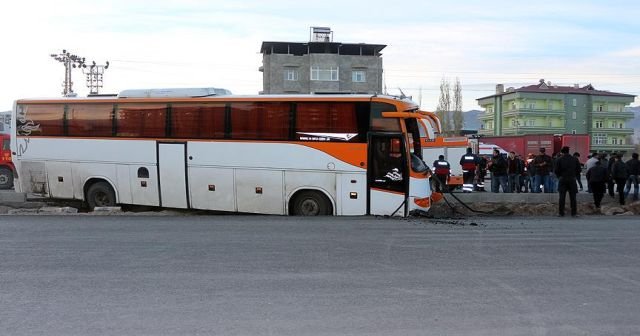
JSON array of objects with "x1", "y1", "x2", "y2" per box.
[
  {"x1": 83, "y1": 61, "x2": 110, "y2": 95},
  {"x1": 50, "y1": 50, "x2": 86, "y2": 96}
]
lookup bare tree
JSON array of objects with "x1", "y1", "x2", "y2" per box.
[
  {"x1": 452, "y1": 77, "x2": 464, "y2": 134},
  {"x1": 436, "y1": 78, "x2": 451, "y2": 134}
]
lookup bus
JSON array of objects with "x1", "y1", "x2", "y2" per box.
[{"x1": 11, "y1": 89, "x2": 438, "y2": 216}]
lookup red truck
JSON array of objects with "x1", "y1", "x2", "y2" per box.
[
  {"x1": 478, "y1": 134, "x2": 590, "y2": 164},
  {"x1": 0, "y1": 133, "x2": 15, "y2": 189}
]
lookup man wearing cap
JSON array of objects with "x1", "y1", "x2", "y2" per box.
[
  {"x1": 554, "y1": 146, "x2": 581, "y2": 217},
  {"x1": 532, "y1": 147, "x2": 552, "y2": 193}
]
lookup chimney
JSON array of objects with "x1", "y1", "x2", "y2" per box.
[
  {"x1": 496, "y1": 84, "x2": 504, "y2": 94},
  {"x1": 574, "y1": 83, "x2": 579, "y2": 89}
]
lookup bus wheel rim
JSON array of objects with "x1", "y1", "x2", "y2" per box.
[{"x1": 300, "y1": 198, "x2": 320, "y2": 215}]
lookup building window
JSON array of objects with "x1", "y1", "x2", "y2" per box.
[
  {"x1": 597, "y1": 104, "x2": 604, "y2": 112},
  {"x1": 595, "y1": 120, "x2": 603, "y2": 128},
  {"x1": 528, "y1": 102, "x2": 536, "y2": 109},
  {"x1": 311, "y1": 66, "x2": 339, "y2": 81},
  {"x1": 480, "y1": 123, "x2": 485, "y2": 130},
  {"x1": 610, "y1": 121, "x2": 616, "y2": 128},
  {"x1": 527, "y1": 120, "x2": 535, "y2": 126},
  {"x1": 487, "y1": 107, "x2": 493, "y2": 113},
  {"x1": 572, "y1": 129, "x2": 576, "y2": 134},
  {"x1": 572, "y1": 98, "x2": 577, "y2": 107},
  {"x1": 352, "y1": 70, "x2": 366, "y2": 82},
  {"x1": 593, "y1": 133, "x2": 606, "y2": 145},
  {"x1": 511, "y1": 102, "x2": 517, "y2": 110},
  {"x1": 284, "y1": 69, "x2": 298, "y2": 81}
]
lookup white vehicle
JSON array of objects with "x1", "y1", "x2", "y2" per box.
[
  {"x1": 11, "y1": 89, "x2": 437, "y2": 216},
  {"x1": 479, "y1": 143, "x2": 508, "y2": 157}
]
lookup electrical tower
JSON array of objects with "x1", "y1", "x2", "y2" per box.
[
  {"x1": 83, "y1": 61, "x2": 110, "y2": 95},
  {"x1": 50, "y1": 49, "x2": 86, "y2": 96}
]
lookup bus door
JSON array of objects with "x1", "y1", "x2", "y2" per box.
[
  {"x1": 367, "y1": 133, "x2": 409, "y2": 216},
  {"x1": 157, "y1": 142, "x2": 189, "y2": 208}
]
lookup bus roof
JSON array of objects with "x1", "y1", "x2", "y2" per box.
[{"x1": 16, "y1": 93, "x2": 419, "y2": 107}]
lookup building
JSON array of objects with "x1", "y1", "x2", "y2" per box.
[
  {"x1": 260, "y1": 27, "x2": 385, "y2": 94},
  {"x1": 477, "y1": 80, "x2": 636, "y2": 154}
]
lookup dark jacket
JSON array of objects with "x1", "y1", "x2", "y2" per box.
[
  {"x1": 586, "y1": 165, "x2": 608, "y2": 183},
  {"x1": 489, "y1": 155, "x2": 508, "y2": 176},
  {"x1": 611, "y1": 160, "x2": 628, "y2": 180},
  {"x1": 532, "y1": 153, "x2": 552, "y2": 175},
  {"x1": 554, "y1": 153, "x2": 581, "y2": 180},
  {"x1": 627, "y1": 158, "x2": 640, "y2": 176}
]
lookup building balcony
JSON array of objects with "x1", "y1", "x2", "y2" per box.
[
  {"x1": 503, "y1": 108, "x2": 566, "y2": 117},
  {"x1": 501, "y1": 125, "x2": 566, "y2": 135},
  {"x1": 591, "y1": 143, "x2": 635, "y2": 152},
  {"x1": 591, "y1": 127, "x2": 634, "y2": 135},
  {"x1": 590, "y1": 111, "x2": 635, "y2": 118}
]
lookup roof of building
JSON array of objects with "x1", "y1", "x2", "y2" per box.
[
  {"x1": 260, "y1": 41, "x2": 386, "y2": 56},
  {"x1": 477, "y1": 80, "x2": 636, "y2": 100}
]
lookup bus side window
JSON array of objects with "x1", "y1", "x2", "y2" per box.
[{"x1": 137, "y1": 167, "x2": 149, "y2": 178}]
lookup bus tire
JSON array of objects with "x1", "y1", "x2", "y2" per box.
[
  {"x1": 291, "y1": 190, "x2": 332, "y2": 216},
  {"x1": 86, "y1": 181, "x2": 116, "y2": 209},
  {"x1": 0, "y1": 167, "x2": 13, "y2": 189}
]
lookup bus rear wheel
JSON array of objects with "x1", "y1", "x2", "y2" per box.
[
  {"x1": 291, "y1": 191, "x2": 332, "y2": 216},
  {"x1": 0, "y1": 167, "x2": 13, "y2": 189},
  {"x1": 86, "y1": 182, "x2": 116, "y2": 209}
]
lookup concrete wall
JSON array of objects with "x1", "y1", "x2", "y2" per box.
[{"x1": 262, "y1": 53, "x2": 382, "y2": 94}]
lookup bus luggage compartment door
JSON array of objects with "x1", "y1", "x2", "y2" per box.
[{"x1": 158, "y1": 143, "x2": 188, "y2": 209}]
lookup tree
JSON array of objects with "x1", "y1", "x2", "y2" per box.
[
  {"x1": 436, "y1": 78, "x2": 451, "y2": 135},
  {"x1": 452, "y1": 77, "x2": 464, "y2": 134}
]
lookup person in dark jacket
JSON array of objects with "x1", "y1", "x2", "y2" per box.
[
  {"x1": 459, "y1": 147, "x2": 479, "y2": 193},
  {"x1": 624, "y1": 153, "x2": 639, "y2": 202},
  {"x1": 554, "y1": 146, "x2": 581, "y2": 217},
  {"x1": 488, "y1": 149, "x2": 508, "y2": 193},
  {"x1": 532, "y1": 148, "x2": 552, "y2": 193},
  {"x1": 573, "y1": 152, "x2": 583, "y2": 191},
  {"x1": 611, "y1": 155, "x2": 628, "y2": 205},
  {"x1": 432, "y1": 155, "x2": 451, "y2": 193},
  {"x1": 607, "y1": 153, "x2": 616, "y2": 197},
  {"x1": 586, "y1": 159, "x2": 608, "y2": 209}
]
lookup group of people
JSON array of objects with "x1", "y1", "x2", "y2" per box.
[{"x1": 431, "y1": 146, "x2": 640, "y2": 217}]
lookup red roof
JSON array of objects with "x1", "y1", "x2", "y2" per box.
[{"x1": 477, "y1": 81, "x2": 635, "y2": 100}]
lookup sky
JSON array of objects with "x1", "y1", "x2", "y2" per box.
[{"x1": 1, "y1": 0, "x2": 639, "y2": 112}]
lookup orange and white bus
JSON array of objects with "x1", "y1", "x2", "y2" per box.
[{"x1": 11, "y1": 89, "x2": 438, "y2": 216}]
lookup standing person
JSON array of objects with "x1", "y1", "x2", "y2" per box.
[
  {"x1": 607, "y1": 153, "x2": 616, "y2": 197},
  {"x1": 488, "y1": 149, "x2": 508, "y2": 193},
  {"x1": 586, "y1": 160, "x2": 608, "y2": 210},
  {"x1": 507, "y1": 151, "x2": 521, "y2": 193},
  {"x1": 459, "y1": 147, "x2": 479, "y2": 193},
  {"x1": 432, "y1": 155, "x2": 451, "y2": 193},
  {"x1": 611, "y1": 155, "x2": 628, "y2": 206},
  {"x1": 554, "y1": 146, "x2": 581, "y2": 217},
  {"x1": 532, "y1": 148, "x2": 552, "y2": 193},
  {"x1": 524, "y1": 153, "x2": 535, "y2": 193},
  {"x1": 549, "y1": 152, "x2": 559, "y2": 193},
  {"x1": 475, "y1": 155, "x2": 488, "y2": 192},
  {"x1": 625, "y1": 153, "x2": 639, "y2": 202},
  {"x1": 573, "y1": 152, "x2": 583, "y2": 191},
  {"x1": 585, "y1": 153, "x2": 599, "y2": 193}
]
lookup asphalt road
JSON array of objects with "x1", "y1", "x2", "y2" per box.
[{"x1": 1, "y1": 215, "x2": 640, "y2": 335}]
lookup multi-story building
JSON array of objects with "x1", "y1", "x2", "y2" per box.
[
  {"x1": 260, "y1": 27, "x2": 385, "y2": 94},
  {"x1": 477, "y1": 79, "x2": 636, "y2": 153}
]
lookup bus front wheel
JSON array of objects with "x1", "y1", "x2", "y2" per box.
[
  {"x1": 0, "y1": 167, "x2": 13, "y2": 189},
  {"x1": 291, "y1": 191, "x2": 332, "y2": 216},
  {"x1": 86, "y1": 182, "x2": 116, "y2": 209}
]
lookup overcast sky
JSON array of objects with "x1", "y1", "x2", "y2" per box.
[{"x1": 1, "y1": 0, "x2": 638, "y2": 111}]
